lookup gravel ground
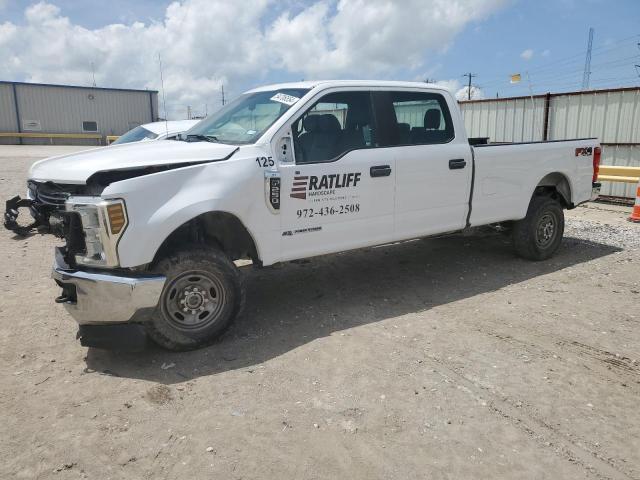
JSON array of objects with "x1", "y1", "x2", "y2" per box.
[{"x1": 1, "y1": 149, "x2": 639, "y2": 480}]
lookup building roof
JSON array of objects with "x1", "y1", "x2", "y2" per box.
[{"x1": 0, "y1": 80, "x2": 158, "y2": 94}]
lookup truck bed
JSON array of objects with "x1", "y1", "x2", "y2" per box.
[{"x1": 468, "y1": 138, "x2": 599, "y2": 226}]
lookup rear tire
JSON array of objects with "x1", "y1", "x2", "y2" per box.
[
  {"x1": 145, "y1": 246, "x2": 245, "y2": 351},
  {"x1": 512, "y1": 196, "x2": 564, "y2": 261}
]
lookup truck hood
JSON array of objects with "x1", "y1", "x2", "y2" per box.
[{"x1": 29, "y1": 140, "x2": 239, "y2": 184}]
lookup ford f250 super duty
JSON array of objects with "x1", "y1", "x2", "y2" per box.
[{"x1": 4, "y1": 80, "x2": 601, "y2": 351}]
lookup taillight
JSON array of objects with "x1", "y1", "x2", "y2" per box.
[{"x1": 593, "y1": 146, "x2": 601, "y2": 183}]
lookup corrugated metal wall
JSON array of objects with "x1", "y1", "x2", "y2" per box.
[
  {"x1": 462, "y1": 96, "x2": 547, "y2": 143},
  {"x1": 0, "y1": 83, "x2": 18, "y2": 134},
  {"x1": 0, "y1": 82, "x2": 158, "y2": 145},
  {"x1": 460, "y1": 87, "x2": 640, "y2": 198}
]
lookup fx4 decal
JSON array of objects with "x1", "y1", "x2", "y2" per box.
[{"x1": 575, "y1": 147, "x2": 593, "y2": 157}]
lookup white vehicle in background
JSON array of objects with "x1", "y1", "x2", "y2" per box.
[
  {"x1": 4, "y1": 80, "x2": 601, "y2": 351},
  {"x1": 111, "y1": 120, "x2": 200, "y2": 145}
]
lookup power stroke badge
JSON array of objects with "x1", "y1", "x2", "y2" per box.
[{"x1": 290, "y1": 172, "x2": 362, "y2": 200}]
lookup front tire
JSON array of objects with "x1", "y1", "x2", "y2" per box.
[
  {"x1": 512, "y1": 195, "x2": 565, "y2": 261},
  {"x1": 146, "y1": 246, "x2": 245, "y2": 351}
]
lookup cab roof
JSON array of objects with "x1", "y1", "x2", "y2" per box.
[{"x1": 246, "y1": 80, "x2": 449, "y2": 94}]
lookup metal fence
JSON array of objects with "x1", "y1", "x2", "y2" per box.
[{"x1": 460, "y1": 87, "x2": 640, "y2": 198}]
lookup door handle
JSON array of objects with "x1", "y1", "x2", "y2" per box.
[
  {"x1": 449, "y1": 159, "x2": 467, "y2": 170},
  {"x1": 370, "y1": 165, "x2": 392, "y2": 177}
]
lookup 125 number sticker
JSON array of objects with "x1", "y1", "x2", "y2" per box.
[{"x1": 256, "y1": 156, "x2": 274, "y2": 167}]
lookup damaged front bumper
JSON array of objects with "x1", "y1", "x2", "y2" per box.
[{"x1": 52, "y1": 248, "x2": 166, "y2": 326}]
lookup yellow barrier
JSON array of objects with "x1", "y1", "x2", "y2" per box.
[
  {"x1": 0, "y1": 132, "x2": 102, "y2": 145},
  {"x1": 106, "y1": 135, "x2": 119, "y2": 145},
  {"x1": 598, "y1": 165, "x2": 640, "y2": 184}
]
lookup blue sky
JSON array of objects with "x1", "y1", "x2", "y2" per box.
[
  {"x1": 1, "y1": 0, "x2": 638, "y2": 116},
  {"x1": 445, "y1": 0, "x2": 640, "y2": 97}
]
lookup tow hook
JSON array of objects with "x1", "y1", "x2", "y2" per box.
[
  {"x1": 54, "y1": 283, "x2": 77, "y2": 305},
  {"x1": 4, "y1": 196, "x2": 43, "y2": 236}
]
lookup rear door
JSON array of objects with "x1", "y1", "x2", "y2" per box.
[
  {"x1": 277, "y1": 89, "x2": 396, "y2": 261},
  {"x1": 372, "y1": 90, "x2": 472, "y2": 239}
]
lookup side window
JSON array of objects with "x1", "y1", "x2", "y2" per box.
[
  {"x1": 292, "y1": 91, "x2": 373, "y2": 164},
  {"x1": 389, "y1": 91, "x2": 454, "y2": 145}
]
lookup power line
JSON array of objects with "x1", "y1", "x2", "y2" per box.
[
  {"x1": 479, "y1": 51, "x2": 640, "y2": 93},
  {"x1": 479, "y1": 33, "x2": 640, "y2": 86}
]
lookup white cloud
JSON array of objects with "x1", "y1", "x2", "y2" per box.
[
  {"x1": 0, "y1": 0, "x2": 507, "y2": 116},
  {"x1": 520, "y1": 48, "x2": 534, "y2": 61}
]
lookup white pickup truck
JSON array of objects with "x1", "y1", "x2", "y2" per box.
[{"x1": 4, "y1": 80, "x2": 601, "y2": 351}]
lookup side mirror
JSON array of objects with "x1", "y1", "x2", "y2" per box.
[{"x1": 276, "y1": 133, "x2": 293, "y2": 163}]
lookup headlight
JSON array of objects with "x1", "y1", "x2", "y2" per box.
[{"x1": 65, "y1": 197, "x2": 128, "y2": 268}]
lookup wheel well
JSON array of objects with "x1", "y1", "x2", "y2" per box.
[
  {"x1": 535, "y1": 172, "x2": 572, "y2": 208},
  {"x1": 153, "y1": 212, "x2": 260, "y2": 265}
]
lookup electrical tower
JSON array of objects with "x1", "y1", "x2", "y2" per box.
[
  {"x1": 581, "y1": 27, "x2": 594, "y2": 90},
  {"x1": 463, "y1": 73, "x2": 477, "y2": 100}
]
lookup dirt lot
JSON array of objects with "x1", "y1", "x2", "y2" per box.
[{"x1": 1, "y1": 147, "x2": 639, "y2": 480}]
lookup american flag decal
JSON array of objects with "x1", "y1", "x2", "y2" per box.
[{"x1": 290, "y1": 175, "x2": 309, "y2": 199}]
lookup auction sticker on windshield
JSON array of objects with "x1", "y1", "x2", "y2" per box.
[{"x1": 271, "y1": 93, "x2": 300, "y2": 106}]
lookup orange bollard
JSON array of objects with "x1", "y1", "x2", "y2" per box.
[{"x1": 629, "y1": 179, "x2": 640, "y2": 223}]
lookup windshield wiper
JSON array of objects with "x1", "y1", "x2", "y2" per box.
[{"x1": 184, "y1": 134, "x2": 219, "y2": 143}]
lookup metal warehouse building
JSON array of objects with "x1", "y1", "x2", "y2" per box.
[{"x1": 0, "y1": 81, "x2": 158, "y2": 145}]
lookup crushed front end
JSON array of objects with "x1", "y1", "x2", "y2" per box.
[
  {"x1": 4, "y1": 181, "x2": 165, "y2": 346},
  {"x1": 5, "y1": 179, "x2": 129, "y2": 269}
]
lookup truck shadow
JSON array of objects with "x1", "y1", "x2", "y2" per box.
[{"x1": 85, "y1": 232, "x2": 621, "y2": 383}]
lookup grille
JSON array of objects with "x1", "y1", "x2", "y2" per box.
[{"x1": 28, "y1": 181, "x2": 72, "y2": 207}]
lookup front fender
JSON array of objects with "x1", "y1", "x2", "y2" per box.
[{"x1": 102, "y1": 153, "x2": 276, "y2": 268}]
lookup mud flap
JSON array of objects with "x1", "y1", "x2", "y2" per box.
[{"x1": 77, "y1": 324, "x2": 149, "y2": 351}]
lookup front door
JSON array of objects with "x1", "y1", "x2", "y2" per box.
[{"x1": 277, "y1": 90, "x2": 396, "y2": 261}]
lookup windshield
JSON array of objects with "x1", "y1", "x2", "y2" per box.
[
  {"x1": 112, "y1": 125, "x2": 158, "y2": 145},
  {"x1": 185, "y1": 88, "x2": 310, "y2": 145}
]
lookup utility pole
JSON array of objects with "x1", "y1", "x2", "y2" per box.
[
  {"x1": 221, "y1": 84, "x2": 225, "y2": 106},
  {"x1": 582, "y1": 27, "x2": 594, "y2": 90},
  {"x1": 463, "y1": 73, "x2": 476, "y2": 100},
  {"x1": 90, "y1": 62, "x2": 97, "y2": 87}
]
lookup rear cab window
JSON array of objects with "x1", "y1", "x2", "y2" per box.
[{"x1": 372, "y1": 91, "x2": 455, "y2": 146}]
